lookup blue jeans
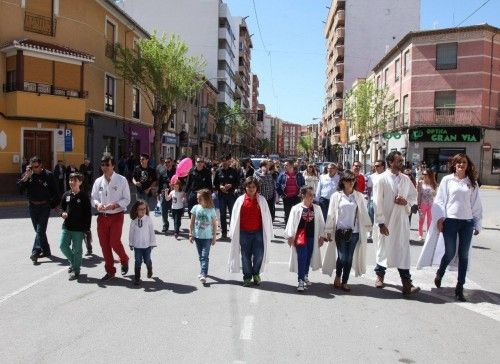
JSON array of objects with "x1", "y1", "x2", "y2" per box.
[
  {"x1": 374, "y1": 264, "x2": 412, "y2": 280},
  {"x1": 195, "y1": 238, "x2": 212, "y2": 276},
  {"x1": 336, "y1": 232, "x2": 359, "y2": 284},
  {"x1": 437, "y1": 218, "x2": 474, "y2": 285},
  {"x1": 134, "y1": 247, "x2": 152, "y2": 269},
  {"x1": 319, "y1": 197, "x2": 330, "y2": 221},
  {"x1": 172, "y1": 208, "x2": 183, "y2": 234},
  {"x1": 29, "y1": 203, "x2": 51, "y2": 255},
  {"x1": 187, "y1": 192, "x2": 197, "y2": 218},
  {"x1": 240, "y1": 230, "x2": 264, "y2": 280},
  {"x1": 161, "y1": 196, "x2": 172, "y2": 230},
  {"x1": 219, "y1": 193, "x2": 235, "y2": 235},
  {"x1": 296, "y1": 236, "x2": 314, "y2": 281}
]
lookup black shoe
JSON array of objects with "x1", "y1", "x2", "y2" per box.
[
  {"x1": 455, "y1": 284, "x2": 466, "y2": 302},
  {"x1": 162, "y1": 227, "x2": 167, "y2": 233},
  {"x1": 147, "y1": 263, "x2": 153, "y2": 278},
  {"x1": 30, "y1": 252, "x2": 39, "y2": 265},
  {"x1": 121, "y1": 263, "x2": 129, "y2": 276},
  {"x1": 38, "y1": 252, "x2": 51, "y2": 258},
  {"x1": 434, "y1": 274, "x2": 442, "y2": 288},
  {"x1": 68, "y1": 271, "x2": 80, "y2": 281},
  {"x1": 101, "y1": 273, "x2": 115, "y2": 281},
  {"x1": 85, "y1": 249, "x2": 92, "y2": 256},
  {"x1": 134, "y1": 267, "x2": 141, "y2": 286}
]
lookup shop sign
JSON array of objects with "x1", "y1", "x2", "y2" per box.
[
  {"x1": 162, "y1": 132, "x2": 177, "y2": 145},
  {"x1": 383, "y1": 131, "x2": 402, "y2": 140},
  {"x1": 409, "y1": 127, "x2": 480, "y2": 143},
  {"x1": 64, "y1": 129, "x2": 73, "y2": 152}
]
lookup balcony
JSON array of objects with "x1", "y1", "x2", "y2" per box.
[
  {"x1": 334, "y1": 97, "x2": 343, "y2": 110},
  {"x1": 24, "y1": 12, "x2": 56, "y2": 37},
  {"x1": 335, "y1": 10, "x2": 345, "y2": 26},
  {"x1": 2, "y1": 83, "x2": 86, "y2": 121},
  {"x1": 333, "y1": 79, "x2": 344, "y2": 94},
  {"x1": 335, "y1": 27, "x2": 345, "y2": 41},
  {"x1": 336, "y1": 44, "x2": 344, "y2": 58},
  {"x1": 385, "y1": 113, "x2": 409, "y2": 131},
  {"x1": 335, "y1": 61, "x2": 344, "y2": 74},
  {"x1": 413, "y1": 109, "x2": 482, "y2": 127}
]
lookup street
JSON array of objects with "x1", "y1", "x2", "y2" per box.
[{"x1": 1, "y1": 189, "x2": 499, "y2": 363}]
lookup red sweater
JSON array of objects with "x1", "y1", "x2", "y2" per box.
[
  {"x1": 240, "y1": 194, "x2": 262, "y2": 231},
  {"x1": 355, "y1": 174, "x2": 366, "y2": 193}
]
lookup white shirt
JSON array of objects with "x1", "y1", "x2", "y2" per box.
[
  {"x1": 91, "y1": 172, "x2": 131, "y2": 213},
  {"x1": 336, "y1": 192, "x2": 359, "y2": 233},
  {"x1": 315, "y1": 173, "x2": 340, "y2": 200},
  {"x1": 366, "y1": 172, "x2": 382, "y2": 201},
  {"x1": 445, "y1": 175, "x2": 482, "y2": 223},
  {"x1": 129, "y1": 215, "x2": 156, "y2": 249},
  {"x1": 168, "y1": 190, "x2": 185, "y2": 210}
]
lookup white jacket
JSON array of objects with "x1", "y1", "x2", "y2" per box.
[{"x1": 129, "y1": 215, "x2": 156, "y2": 249}]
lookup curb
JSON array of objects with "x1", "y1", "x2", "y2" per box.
[
  {"x1": 0, "y1": 200, "x2": 28, "y2": 207},
  {"x1": 480, "y1": 185, "x2": 500, "y2": 190}
]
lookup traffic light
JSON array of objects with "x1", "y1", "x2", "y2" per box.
[{"x1": 257, "y1": 110, "x2": 264, "y2": 121}]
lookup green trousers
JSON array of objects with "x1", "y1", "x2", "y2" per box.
[{"x1": 59, "y1": 229, "x2": 84, "y2": 273}]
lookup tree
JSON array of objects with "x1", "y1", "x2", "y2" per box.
[
  {"x1": 343, "y1": 79, "x2": 395, "y2": 163},
  {"x1": 297, "y1": 135, "x2": 314, "y2": 158},
  {"x1": 113, "y1": 33, "x2": 206, "y2": 162}
]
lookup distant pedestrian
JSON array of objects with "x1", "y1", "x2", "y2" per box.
[
  {"x1": 366, "y1": 160, "x2": 385, "y2": 228},
  {"x1": 302, "y1": 164, "x2": 319, "y2": 194},
  {"x1": 417, "y1": 168, "x2": 437, "y2": 240},
  {"x1": 285, "y1": 186, "x2": 325, "y2": 292},
  {"x1": 315, "y1": 163, "x2": 340, "y2": 220},
  {"x1": 79, "y1": 157, "x2": 94, "y2": 195},
  {"x1": 91, "y1": 154, "x2": 131, "y2": 281},
  {"x1": 277, "y1": 160, "x2": 305, "y2": 225},
  {"x1": 322, "y1": 171, "x2": 371, "y2": 292},
  {"x1": 213, "y1": 155, "x2": 239, "y2": 239},
  {"x1": 189, "y1": 189, "x2": 218, "y2": 284},
  {"x1": 185, "y1": 157, "x2": 213, "y2": 218},
  {"x1": 352, "y1": 161, "x2": 365, "y2": 194},
  {"x1": 228, "y1": 177, "x2": 273, "y2": 286},
  {"x1": 417, "y1": 153, "x2": 482, "y2": 302},
  {"x1": 253, "y1": 159, "x2": 276, "y2": 221},
  {"x1": 53, "y1": 160, "x2": 66, "y2": 194},
  {"x1": 132, "y1": 153, "x2": 157, "y2": 210},
  {"x1": 18, "y1": 156, "x2": 59, "y2": 265},
  {"x1": 129, "y1": 200, "x2": 156, "y2": 286},
  {"x1": 158, "y1": 157, "x2": 176, "y2": 233},
  {"x1": 166, "y1": 179, "x2": 186, "y2": 239},
  {"x1": 59, "y1": 173, "x2": 91, "y2": 281}
]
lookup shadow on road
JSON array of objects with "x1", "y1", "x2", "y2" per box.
[{"x1": 76, "y1": 274, "x2": 198, "y2": 294}]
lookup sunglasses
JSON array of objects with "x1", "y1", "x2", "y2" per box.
[
  {"x1": 30, "y1": 164, "x2": 41, "y2": 169},
  {"x1": 196, "y1": 160, "x2": 204, "y2": 163}
]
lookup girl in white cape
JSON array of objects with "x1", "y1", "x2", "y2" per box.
[
  {"x1": 322, "y1": 171, "x2": 372, "y2": 291},
  {"x1": 285, "y1": 186, "x2": 326, "y2": 292},
  {"x1": 228, "y1": 177, "x2": 273, "y2": 286}
]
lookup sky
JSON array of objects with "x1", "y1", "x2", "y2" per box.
[{"x1": 225, "y1": 0, "x2": 500, "y2": 125}]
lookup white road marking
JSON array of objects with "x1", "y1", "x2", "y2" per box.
[
  {"x1": 250, "y1": 289, "x2": 260, "y2": 304},
  {"x1": 239, "y1": 315, "x2": 254, "y2": 341},
  {"x1": 0, "y1": 267, "x2": 67, "y2": 305},
  {"x1": 366, "y1": 266, "x2": 500, "y2": 323}
]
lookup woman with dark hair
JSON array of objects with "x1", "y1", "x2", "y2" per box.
[
  {"x1": 417, "y1": 153, "x2": 482, "y2": 301},
  {"x1": 228, "y1": 177, "x2": 273, "y2": 286},
  {"x1": 417, "y1": 168, "x2": 437, "y2": 240},
  {"x1": 322, "y1": 171, "x2": 371, "y2": 291},
  {"x1": 302, "y1": 164, "x2": 319, "y2": 194},
  {"x1": 285, "y1": 186, "x2": 326, "y2": 292}
]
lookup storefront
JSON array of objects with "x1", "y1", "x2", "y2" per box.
[{"x1": 162, "y1": 132, "x2": 177, "y2": 160}]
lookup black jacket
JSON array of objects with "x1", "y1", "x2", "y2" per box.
[
  {"x1": 60, "y1": 190, "x2": 92, "y2": 232},
  {"x1": 18, "y1": 169, "x2": 59, "y2": 207},
  {"x1": 158, "y1": 167, "x2": 177, "y2": 192},
  {"x1": 213, "y1": 167, "x2": 239, "y2": 194},
  {"x1": 184, "y1": 167, "x2": 213, "y2": 193}
]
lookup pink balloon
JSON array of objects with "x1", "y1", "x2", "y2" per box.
[
  {"x1": 170, "y1": 174, "x2": 179, "y2": 186},
  {"x1": 176, "y1": 158, "x2": 193, "y2": 178}
]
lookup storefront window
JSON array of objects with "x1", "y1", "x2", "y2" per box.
[
  {"x1": 492, "y1": 149, "x2": 500, "y2": 174},
  {"x1": 103, "y1": 136, "x2": 116, "y2": 157},
  {"x1": 424, "y1": 147, "x2": 465, "y2": 180}
]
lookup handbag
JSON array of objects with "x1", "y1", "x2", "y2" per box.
[
  {"x1": 294, "y1": 207, "x2": 312, "y2": 247},
  {"x1": 335, "y1": 203, "x2": 358, "y2": 244}
]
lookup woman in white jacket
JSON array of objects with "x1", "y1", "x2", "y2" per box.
[
  {"x1": 322, "y1": 171, "x2": 372, "y2": 291},
  {"x1": 285, "y1": 186, "x2": 326, "y2": 292}
]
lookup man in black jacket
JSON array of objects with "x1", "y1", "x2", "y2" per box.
[
  {"x1": 18, "y1": 156, "x2": 59, "y2": 265},
  {"x1": 213, "y1": 155, "x2": 239, "y2": 239},
  {"x1": 184, "y1": 157, "x2": 213, "y2": 218},
  {"x1": 158, "y1": 157, "x2": 176, "y2": 233}
]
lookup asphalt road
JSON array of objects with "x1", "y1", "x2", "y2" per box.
[{"x1": 0, "y1": 190, "x2": 499, "y2": 363}]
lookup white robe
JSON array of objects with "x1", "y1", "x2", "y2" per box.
[
  {"x1": 228, "y1": 194, "x2": 273, "y2": 273},
  {"x1": 285, "y1": 203, "x2": 325, "y2": 273},
  {"x1": 322, "y1": 191, "x2": 372, "y2": 277},
  {"x1": 417, "y1": 174, "x2": 482, "y2": 270},
  {"x1": 373, "y1": 170, "x2": 417, "y2": 269}
]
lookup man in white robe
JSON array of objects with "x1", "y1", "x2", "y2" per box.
[{"x1": 373, "y1": 151, "x2": 420, "y2": 295}]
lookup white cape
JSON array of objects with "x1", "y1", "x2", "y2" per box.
[
  {"x1": 228, "y1": 194, "x2": 273, "y2": 273},
  {"x1": 322, "y1": 191, "x2": 372, "y2": 277},
  {"x1": 285, "y1": 203, "x2": 325, "y2": 273}
]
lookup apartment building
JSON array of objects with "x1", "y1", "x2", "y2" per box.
[
  {"x1": 321, "y1": 0, "x2": 420, "y2": 161},
  {"x1": 363, "y1": 24, "x2": 499, "y2": 185},
  {"x1": 0, "y1": 0, "x2": 152, "y2": 193},
  {"x1": 282, "y1": 122, "x2": 301, "y2": 157}
]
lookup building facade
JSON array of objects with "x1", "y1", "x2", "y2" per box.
[
  {"x1": 0, "y1": 0, "x2": 153, "y2": 193},
  {"x1": 321, "y1": 0, "x2": 420, "y2": 162},
  {"x1": 282, "y1": 122, "x2": 301, "y2": 157},
  {"x1": 358, "y1": 24, "x2": 499, "y2": 185}
]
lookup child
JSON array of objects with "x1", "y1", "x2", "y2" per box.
[
  {"x1": 129, "y1": 199, "x2": 156, "y2": 285},
  {"x1": 59, "y1": 172, "x2": 92, "y2": 281},
  {"x1": 189, "y1": 189, "x2": 218, "y2": 284},
  {"x1": 165, "y1": 180, "x2": 186, "y2": 239}
]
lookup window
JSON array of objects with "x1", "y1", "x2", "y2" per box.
[
  {"x1": 404, "y1": 50, "x2": 410, "y2": 75},
  {"x1": 394, "y1": 99, "x2": 399, "y2": 126},
  {"x1": 492, "y1": 149, "x2": 500, "y2": 174},
  {"x1": 402, "y1": 95, "x2": 409, "y2": 125},
  {"x1": 132, "y1": 87, "x2": 140, "y2": 119},
  {"x1": 394, "y1": 58, "x2": 400, "y2": 82},
  {"x1": 105, "y1": 75, "x2": 115, "y2": 112},
  {"x1": 105, "y1": 19, "x2": 116, "y2": 59},
  {"x1": 384, "y1": 68, "x2": 389, "y2": 86},
  {"x1": 376, "y1": 75, "x2": 381, "y2": 89},
  {"x1": 436, "y1": 43, "x2": 457, "y2": 70},
  {"x1": 434, "y1": 91, "x2": 456, "y2": 116},
  {"x1": 6, "y1": 70, "x2": 16, "y2": 91}
]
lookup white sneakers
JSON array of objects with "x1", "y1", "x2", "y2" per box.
[
  {"x1": 199, "y1": 275, "x2": 207, "y2": 284},
  {"x1": 304, "y1": 275, "x2": 312, "y2": 286},
  {"x1": 297, "y1": 280, "x2": 306, "y2": 291}
]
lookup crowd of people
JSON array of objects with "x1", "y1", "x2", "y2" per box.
[{"x1": 17, "y1": 151, "x2": 483, "y2": 301}]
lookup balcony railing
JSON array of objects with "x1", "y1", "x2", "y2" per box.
[
  {"x1": 3, "y1": 82, "x2": 87, "y2": 98},
  {"x1": 413, "y1": 109, "x2": 481, "y2": 127},
  {"x1": 105, "y1": 41, "x2": 116, "y2": 59},
  {"x1": 24, "y1": 12, "x2": 56, "y2": 36}
]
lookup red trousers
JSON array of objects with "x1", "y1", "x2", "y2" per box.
[{"x1": 97, "y1": 213, "x2": 128, "y2": 275}]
